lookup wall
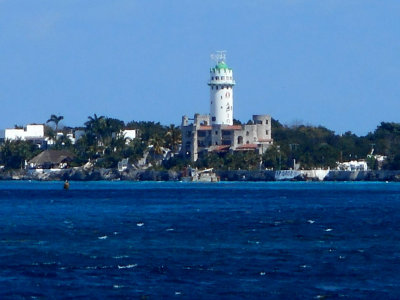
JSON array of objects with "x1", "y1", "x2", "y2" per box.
[{"x1": 4, "y1": 124, "x2": 44, "y2": 141}]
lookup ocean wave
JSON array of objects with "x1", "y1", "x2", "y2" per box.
[{"x1": 118, "y1": 264, "x2": 138, "y2": 269}]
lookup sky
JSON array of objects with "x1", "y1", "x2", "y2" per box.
[{"x1": 0, "y1": 0, "x2": 399, "y2": 135}]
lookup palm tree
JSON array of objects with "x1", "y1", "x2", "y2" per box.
[
  {"x1": 149, "y1": 135, "x2": 164, "y2": 156},
  {"x1": 84, "y1": 114, "x2": 106, "y2": 145},
  {"x1": 165, "y1": 124, "x2": 181, "y2": 152},
  {"x1": 46, "y1": 114, "x2": 64, "y2": 131}
]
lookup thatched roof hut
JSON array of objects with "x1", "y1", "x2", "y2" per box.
[{"x1": 28, "y1": 150, "x2": 75, "y2": 169}]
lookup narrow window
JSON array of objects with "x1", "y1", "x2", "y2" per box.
[{"x1": 266, "y1": 130, "x2": 269, "y2": 135}]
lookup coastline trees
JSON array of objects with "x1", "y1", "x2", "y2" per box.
[
  {"x1": 4, "y1": 114, "x2": 400, "y2": 171},
  {"x1": 0, "y1": 140, "x2": 39, "y2": 169}
]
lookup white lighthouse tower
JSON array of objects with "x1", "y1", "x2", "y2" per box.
[{"x1": 208, "y1": 51, "x2": 236, "y2": 125}]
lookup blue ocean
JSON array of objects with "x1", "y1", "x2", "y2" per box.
[{"x1": 1, "y1": 181, "x2": 400, "y2": 299}]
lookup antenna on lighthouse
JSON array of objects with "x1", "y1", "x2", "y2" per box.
[{"x1": 211, "y1": 50, "x2": 227, "y2": 63}]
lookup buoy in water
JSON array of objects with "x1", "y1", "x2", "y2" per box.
[{"x1": 63, "y1": 180, "x2": 70, "y2": 190}]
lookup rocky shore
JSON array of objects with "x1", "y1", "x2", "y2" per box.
[
  {"x1": 0, "y1": 168, "x2": 181, "y2": 181},
  {"x1": 2, "y1": 168, "x2": 400, "y2": 182}
]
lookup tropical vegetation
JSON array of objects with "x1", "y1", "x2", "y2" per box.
[{"x1": 1, "y1": 114, "x2": 400, "y2": 171}]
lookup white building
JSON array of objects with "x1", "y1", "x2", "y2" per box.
[
  {"x1": 181, "y1": 52, "x2": 273, "y2": 161},
  {"x1": 121, "y1": 129, "x2": 137, "y2": 142},
  {"x1": 0, "y1": 124, "x2": 45, "y2": 142},
  {"x1": 337, "y1": 160, "x2": 368, "y2": 171},
  {"x1": 208, "y1": 51, "x2": 235, "y2": 125},
  {"x1": 113, "y1": 129, "x2": 137, "y2": 144}
]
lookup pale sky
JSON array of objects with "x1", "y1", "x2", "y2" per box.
[{"x1": 1, "y1": 0, "x2": 399, "y2": 135}]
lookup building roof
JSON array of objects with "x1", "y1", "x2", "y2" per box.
[
  {"x1": 198, "y1": 126, "x2": 212, "y2": 130},
  {"x1": 209, "y1": 145, "x2": 230, "y2": 152},
  {"x1": 29, "y1": 150, "x2": 75, "y2": 165},
  {"x1": 236, "y1": 144, "x2": 258, "y2": 150},
  {"x1": 222, "y1": 125, "x2": 243, "y2": 130},
  {"x1": 258, "y1": 138, "x2": 273, "y2": 142},
  {"x1": 211, "y1": 61, "x2": 232, "y2": 71},
  {"x1": 216, "y1": 61, "x2": 229, "y2": 69}
]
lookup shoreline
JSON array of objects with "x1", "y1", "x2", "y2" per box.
[{"x1": 2, "y1": 168, "x2": 400, "y2": 182}]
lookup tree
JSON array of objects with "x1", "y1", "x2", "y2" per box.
[
  {"x1": 122, "y1": 139, "x2": 146, "y2": 163},
  {"x1": 0, "y1": 140, "x2": 39, "y2": 169},
  {"x1": 165, "y1": 124, "x2": 181, "y2": 152},
  {"x1": 149, "y1": 134, "x2": 164, "y2": 153},
  {"x1": 84, "y1": 114, "x2": 105, "y2": 142},
  {"x1": 44, "y1": 125, "x2": 56, "y2": 141},
  {"x1": 126, "y1": 120, "x2": 168, "y2": 143},
  {"x1": 47, "y1": 114, "x2": 64, "y2": 131},
  {"x1": 262, "y1": 145, "x2": 280, "y2": 169},
  {"x1": 53, "y1": 135, "x2": 73, "y2": 150}
]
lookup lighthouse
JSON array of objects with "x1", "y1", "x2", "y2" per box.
[
  {"x1": 208, "y1": 51, "x2": 236, "y2": 125},
  {"x1": 180, "y1": 51, "x2": 273, "y2": 161}
]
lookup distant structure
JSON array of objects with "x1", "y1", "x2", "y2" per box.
[
  {"x1": 337, "y1": 160, "x2": 368, "y2": 171},
  {"x1": 27, "y1": 150, "x2": 75, "y2": 169},
  {"x1": 0, "y1": 124, "x2": 137, "y2": 147},
  {"x1": 181, "y1": 52, "x2": 273, "y2": 161},
  {"x1": 0, "y1": 124, "x2": 45, "y2": 144},
  {"x1": 209, "y1": 51, "x2": 235, "y2": 125}
]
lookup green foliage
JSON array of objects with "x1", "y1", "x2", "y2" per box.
[
  {"x1": 0, "y1": 140, "x2": 40, "y2": 169},
  {"x1": 162, "y1": 155, "x2": 191, "y2": 171},
  {"x1": 267, "y1": 120, "x2": 400, "y2": 170},
  {"x1": 44, "y1": 125, "x2": 56, "y2": 140},
  {"x1": 164, "y1": 124, "x2": 181, "y2": 152},
  {"x1": 96, "y1": 153, "x2": 122, "y2": 169},
  {"x1": 126, "y1": 121, "x2": 168, "y2": 144},
  {"x1": 122, "y1": 139, "x2": 147, "y2": 162},
  {"x1": 271, "y1": 123, "x2": 341, "y2": 169},
  {"x1": 6, "y1": 113, "x2": 400, "y2": 171},
  {"x1": 262, "y1": 145, "x2": 286, "y2": 170}
]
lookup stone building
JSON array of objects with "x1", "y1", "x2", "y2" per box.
[{"x1": 181, "y1": 52, "x2": 273, "y2": 161}]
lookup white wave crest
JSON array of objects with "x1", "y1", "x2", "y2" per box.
[{"x1": 118, "y1": 264, "x2": 138, "y2": 269}]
